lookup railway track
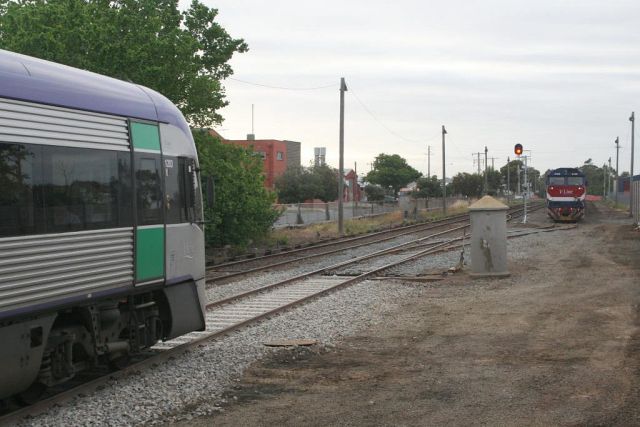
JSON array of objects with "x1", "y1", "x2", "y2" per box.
[
  {"x1": 1, "y1": 202, "x2": 545, "y2": 424},
  {"x1": 207, "y1": 202, "x2": 544, "y2": 284}
]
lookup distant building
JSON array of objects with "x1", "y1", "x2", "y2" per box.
[
  {"x1": 209, "y1": 130, "x2": 299, "y2": 189},
  {"x1": 314, "y1": 147, "x2": 326, "y2": 167},
  {"x1": 342, "y1": 169, "x2": 362, "y2": 202},
  {"x1": 283, "y1": 140, "x2": 301, "y2": 170}
]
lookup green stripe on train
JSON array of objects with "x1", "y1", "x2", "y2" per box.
[
  {"x1": 136, "y1": 227, "x2": 164, "y2": 281},
  {"x1": 131, "y1": 122, "x2": 161, "y2": 151}
]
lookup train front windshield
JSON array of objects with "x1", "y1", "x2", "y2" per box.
[{"x1": 567, "y1": 177, "x2": 585, "y2": 185}]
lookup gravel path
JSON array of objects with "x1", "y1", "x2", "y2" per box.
[{"x1": 22, "y1": 222, "x2": 544, "y2": 426}]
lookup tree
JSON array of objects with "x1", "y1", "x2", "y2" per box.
[
  {"x1": 274, "y1": 167, "x2": 314, "y2": 204},
  {"x1": 194, "y1": 131, "x2": 279, "y2": 247},
  {"x1": 414, "y1": 175, "x2": 442, "y2": 198},
  {"x1": 579, "y1": 162, "x2": 612, "y2": 196},
  {"x1": 0, "y1": 0, "x2": 247, "y2": 127},
  {"x1": 310, "y1": 164, "x2": 339, "y2": 202},
  {"x1": 450, "y1": 173, "x2": 483, "y2": 198},
  {"x1": 365, "y1": 154, "x2": 421, "y2": 197},
  {"x1": 486, "y1": 169, "x2": 502, "y2": 195},
  {"x1": 364, "y1": 184, "x2": 385, "y2": 202},
  {"x1": 500, "y1": 160, "x2": 540, "y2": 194},
  {"x1": 274, "y1": 165, "x2": 339, "y2": 203}
]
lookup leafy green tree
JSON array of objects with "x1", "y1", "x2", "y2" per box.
[
  {"x1": 414, "y1": 175, "x2": 442, "y2": 198},
  {"x1": 274, "y1": 167, "x2": 315, "y2": 204},
  {"x1": 364, "y1": 184, "x2": 385, "y2": 202},
  {"x1": 274, "y1": 165, "x2": 339, "y2": 203},
  {"x1": 500, "y1": 160, "x2": 540, "y2": 194},
  {"x1": 193, "y1": 131, "x2": 279, "y2": 247},
  {"x1": 486, "y1": 169, "x2": 503, "y2": 195},
  {"x1": 0, "y1": 0, "x2": 247, "y2": 127},
  {"x1": 310, "y1": 164, "x2": 339, "y2": 202},
  {"x1": 365, "y1": 154, "x2": 421, "y2": 197},
  {"x1": 579, "y1": 162, "x2": 610, "y2": 196},
  {"x1": 450, "y1": 173, "x2": 484, "y2": 198}
]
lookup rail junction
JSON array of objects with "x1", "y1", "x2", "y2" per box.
[{"x1": 1, "y1": 203, "x2": 550, "y2": 424}]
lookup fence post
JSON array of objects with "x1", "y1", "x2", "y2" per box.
[{"x1": 325, "y1": 202, "x2": 330, "y2": 220}]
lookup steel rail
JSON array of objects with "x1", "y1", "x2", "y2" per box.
[
  {"x1": 207, "y1": 203, "x2": 544, "y2": 284},
  {"x1": 0, "y1": 201, "x2": 547, "y2": 424}
]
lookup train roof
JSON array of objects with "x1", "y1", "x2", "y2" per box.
[
  {"x1": 0, "y1": 49, "x2": 190, "y2": 135},
  {"x1": 547, "y1": 168, "x2": 585, "y2": 177}
]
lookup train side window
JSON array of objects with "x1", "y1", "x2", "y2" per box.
[
  {"x1": 178, "y1": 158, "x2": 203, "y2": 223},
  {"x1": 0, "y1": 143, "x2": 41, "y2": 237},
  {"x1": 41, "y1": 146, "x2": 121, "y2": 233},
  {"x1": 135, "y1": 155, "x2": 163, "y2": 225},
  {"x1": 165, "y1": 156, "x2": 184, "y2": 224}
]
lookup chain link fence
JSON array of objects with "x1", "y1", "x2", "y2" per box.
[{"x1": 273, "y1": 198, "x2": 468, "y2": 228}]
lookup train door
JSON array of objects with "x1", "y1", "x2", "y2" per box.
[{"x1": 130, "y1": 121, "x2": 165, "y2": 285}]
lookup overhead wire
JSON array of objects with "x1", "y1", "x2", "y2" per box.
[
  {"x1": 227, "y1": 77, "x2": 337, "y2": 91},
  {"x1": 348, "y1": 85, "x2": 430, "y2": 145}
]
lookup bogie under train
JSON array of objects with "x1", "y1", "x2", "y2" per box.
[
  {"x1": 0, "y1": 50, "x2": 207, "y2": 401},
  {"x1": 546, "y1": 168, "x2": 586, "y2": 221}
]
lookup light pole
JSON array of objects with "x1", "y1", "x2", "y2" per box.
[
  {"x1": 608, "y1": 157, "x2": 612, "y2": 200},
  {"x1": 630, "y1": 112, "x2": 635, "y2": 217},
  {"x1": 442, "y1": 125, "x2": 447, "y2": 215},
  {"x1": 338, "y1": 77, "x2": 347, "y2": 235},
  {"x1": 603, "y1": 163, "x2": 607, "y2": 199},
  {"x1": 507, "y1": 157, "x2": 511, "y2": 204},
  {"x1": 615, "y1": 137, "x2": 620, "y2": 207},
  {"x1": 484, "y1": 146, "x2": 488, "y2": 194}
]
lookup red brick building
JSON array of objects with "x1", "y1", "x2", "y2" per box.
[
  {"x1": 209, "y1": 130, "x2": 294, "y2": 189},
  {"x1": 343, "y1": 169, "x2": 362, "y2": 202}
]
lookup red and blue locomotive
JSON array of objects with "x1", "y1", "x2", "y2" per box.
[{"x1": 546, "y1": 168, "x2": 586, "y2": 221}]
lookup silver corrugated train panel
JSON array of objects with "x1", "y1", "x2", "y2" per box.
[
  {"x1": 0, "y1": 228, "x2": 134, "y2": 311},
  {"x1": 0, "y1": 98, "x2": 129, "y2": 151}
]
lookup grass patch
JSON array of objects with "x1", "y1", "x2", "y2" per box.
[{"x1": 267, "y1": 204, "x2": 470, "y2": 248}]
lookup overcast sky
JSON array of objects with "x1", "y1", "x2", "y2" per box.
[{"x1": 181, "y1": 0, "x2": 640, "y2": 177}]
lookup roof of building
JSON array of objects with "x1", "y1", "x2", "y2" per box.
[{"x1": 0, "y1": 49, "x2": 190, "y2": 136}]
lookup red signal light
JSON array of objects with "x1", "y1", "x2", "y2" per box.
[{"x1": 514, "y1": 143, "x2": 523, "y2": 156}]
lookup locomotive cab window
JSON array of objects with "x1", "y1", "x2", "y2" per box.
[
  {"x1": 567, "y1": 177, "x2": 584, "y2": 185},
  {"x1": 548, "y1": 177, "x2": 565, "y2": 185},
  {"x1": 135, "y1": 154, "x2": 163, "y2": 225}
]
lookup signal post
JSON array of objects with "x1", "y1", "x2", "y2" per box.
[{"x1": 514, "y1": 143, "x2": 528, "y2": 224}]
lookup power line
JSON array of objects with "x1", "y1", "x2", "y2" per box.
[
  {"x1": 227, "y1": 77, "x2": 336, "y2": 91},
  {"x1": 348, "y1": 85, "x2": 428, "y2": 144}
]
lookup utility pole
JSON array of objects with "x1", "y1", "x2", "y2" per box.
[
  {"x1": 338, "y1": 77, "x2": 347, "y2": 235},
  {"x1": 427, "y1": 145, "x2": 431, "y2": 178},
  {"x1": 615, "y1": 137, "x2": 620, "y2": 207},
  {"x1": 630, "y1": 112, "x2": 635, "y2": 217},
  {"x1": 522, "y1": 155, "x2": 528, "y2": 224},
  {"x1": 484, "y1": 146, "x2": 488, "y2": 194},
  {"x1": 442, "y1": 125, "x2": 447, "y2": 215},
  {"x1": 603, "y1": 163, "x2": 607, "y2": 199},
  {"x1": 354, "y1": 161, "x2": 358, "y2": 217},
  {"x1": 507, "y1": 157, "x2": 511, "y2": 204},
  {"x1": 608, "y1": 157, "x2": 612, "y2": 199},
  {"x1": 488, "y1": 157, "x2": 497, "y2": 170},
  {"x1": 473, "y1": 152, "x2": 482, "y2": 174}
]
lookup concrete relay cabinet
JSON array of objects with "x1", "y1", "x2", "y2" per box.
[{"x1": 468, "y1": 196, "x2": 510, "y2": 278}]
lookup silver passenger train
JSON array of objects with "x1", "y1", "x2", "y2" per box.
[{"x1": 0, "y1": 50, "x2": 207, "y2": 401}]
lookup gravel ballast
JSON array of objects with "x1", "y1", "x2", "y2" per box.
[{"x1": 22, "y1": 225, "x2": 548, "y2": 426}]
